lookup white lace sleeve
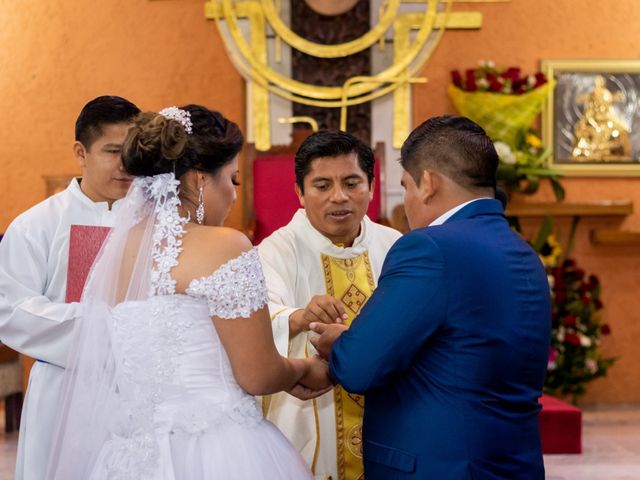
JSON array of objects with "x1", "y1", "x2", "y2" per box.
[{"x1": 185, "y1": 248, "x2": 268, "y2": 319}]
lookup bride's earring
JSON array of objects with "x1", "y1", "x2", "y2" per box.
[{"x1": 196, "y1": 186, "x2": 205, "y2": 224}]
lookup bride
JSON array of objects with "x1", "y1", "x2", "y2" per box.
[{"x1": 45, "y1": 105, "x2": 330, "y2": 479}]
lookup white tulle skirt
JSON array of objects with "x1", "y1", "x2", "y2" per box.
[{"x1": 88, "y1": 418, "x2": 313, "y2": 480}]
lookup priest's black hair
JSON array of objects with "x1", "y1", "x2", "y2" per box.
[{"x1": 294, "y1": 130, "x2": 374, "y2": 193}]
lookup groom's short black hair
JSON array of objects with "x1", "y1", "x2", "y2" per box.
[
  {"x1": 75, "y1": 96, "x2": 140, "y2": 150},
  {"x1": 400, "y1": 115, "x2": 498, "y2": 193},
  {"x1": 294, "y1": 130, "x2": 374, "y2": 193}
]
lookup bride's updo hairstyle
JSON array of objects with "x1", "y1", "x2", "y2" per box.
[{"x1": 122, "y1": 104, "x2": 243, "y2": 180}]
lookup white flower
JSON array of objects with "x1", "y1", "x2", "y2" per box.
[
  {"x1": 478, "y1": 59, "x2": 495, "y2": 69},
  {"x1": 556, "y1": 327, "x2": 565, "y2": 343},
  {"x1": 585, "y1": 358, "x2": 598, "y2": 374},
  {"x1": 579, "y1": 334, "x2": 592, "y2": 347},
  {"x1": 547, "y1": 361, "x2": 557, "y2": 371},
  {"x1": 547, "y1": 274, "x2": 555, "y2": 289},
  {"x1": 477, "y1": 77, "x2": 490, "y2": 89},
  {"x1": 527, "y1": 74, "x2": 536, "y2": 87},
  {"x1": 494, "y1": 141, "x2": 517, "y2": 165}
]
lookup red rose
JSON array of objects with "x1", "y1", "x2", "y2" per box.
[
  {"x1": 563, "y1": 315, "x2": 577, "y2": 327},
  {"x1": 574, "y1": 269, "x2": 585, "y2": 281},
  {"x1": 512, "y1": 79, "x2": 526, "y2": 94},
  {"x1": 465, "y1": 69, "x2": 477, "y2": 91},
  {"x1": 554, "y1": 289, "x2": 567, "y2": 304},
  {"x1": 601, "y1": 324, "x2": 611, "y2": 335},
  {"x1": 501, "y1": 67, "x2": 521, "y2": 81},
  {"x1": 565, "y1": 333, "x2": 581, "y2": 346},
  {"x1": 451, "y1": 70, "x2": 463, "y2": 88},
  {"x1": 486, "y1": 73, "x2": 503, "y2": 92},
  {"x1": 581, "y1": 296, "x2": 591, "y2": 306},
  {"x1": 588, "y1": 274, "x2": 600, "y2": 287},
  {"x1": 534, "y1": 72, "x2": 547, "y2": 87},
  {"x1": 594, "y1": 298, "x2": 603, "y2": 310},
  {"x1": 489, "y1": 79, "x2": 503, "y2": 92},
  {"x1": 563, "y1": 259, "x2": 576, "y2": 268},
  {"x1": 579, "y1": 282, "x2": 591, "y2": 294}
]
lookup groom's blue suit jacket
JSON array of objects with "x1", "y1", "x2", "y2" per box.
[{"x1": 329, "y1": 199, "x2": 551, "y2": 480}]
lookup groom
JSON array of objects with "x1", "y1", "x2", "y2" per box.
[{"x1": 312, "y1": 116, "x2": 551, "y2": 479}]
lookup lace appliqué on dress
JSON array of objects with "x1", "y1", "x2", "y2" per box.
[
  {"x1": 171, "y1": 395, "x2": 262, "y2": 434},
  {"x1": 101, "y1": 174, "x2": 188, "y2": 480},
  {"x1": 186, "y1": 248, "x2": 268, "y2": 319},
  {"x1": 145, "y1": 176, "x2": 187, "y2": 297}
]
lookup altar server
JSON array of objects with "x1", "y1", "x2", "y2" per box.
[{"x1": 0, "y1": 96, "x2": 139, "y2": 480}]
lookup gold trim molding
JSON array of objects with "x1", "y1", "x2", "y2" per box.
[{"x1": 204, "y1": 1, "x2": 506, "y2": 150}]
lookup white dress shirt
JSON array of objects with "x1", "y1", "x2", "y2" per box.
[{"x1": 429, "y1": 197, "x2": 493, "y2": 226}]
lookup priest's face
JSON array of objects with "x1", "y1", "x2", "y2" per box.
[
  {"x1": 74, "y1": 122, "x2": 133, "y2": 207},
  {"x1": 296, "y1": 153, "x2": 373, "y2": 247}
]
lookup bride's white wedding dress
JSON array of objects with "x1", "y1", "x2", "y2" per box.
[
  {"x1": 46, "y1": 174, "x2": 312, "y2": 479},
  {"x1": 91, "y1": 250, "x2": 311, "y2": 479}
]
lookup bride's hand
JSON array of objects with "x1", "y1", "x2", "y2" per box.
[
  {"x1": 287, "y1": 382, "x2": 333, "y2": 401},
  {"x1": 300, "y1": 357, "x2": 332, "y2": 390},
  {"x1": 286, "y1": 357, "x2": 333, "y2": 400}
]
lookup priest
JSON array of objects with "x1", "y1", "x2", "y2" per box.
[
  {"x1": 259, "y1": 130, "x2": 401, "y2": 480},
  {"x1": 0, "y1": 96, "x2": 140, "y2": 480}
]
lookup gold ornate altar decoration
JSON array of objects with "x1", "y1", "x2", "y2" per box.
[
  {"x1": 205, "y1": 0, "x2": 508, "y2": 150},
  {"x1": 572, "y1": 75, "x2": 632, "y2": 162}
]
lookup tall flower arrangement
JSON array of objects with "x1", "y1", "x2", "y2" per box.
[
  {"x1": 545, "y1": 258, "x2": 615, "y2": 400},
  {"x1": 528, "y1": 222, "x2": 616, "y2": 401},
  {"x1": 449, "y1": 61, "x2": 564, "y2": 200}
]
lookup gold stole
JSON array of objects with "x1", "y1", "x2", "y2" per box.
[{"x1": 320, "y1": 252, "x2": 375, "y2": 480}]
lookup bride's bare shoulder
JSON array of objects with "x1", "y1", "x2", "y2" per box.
[{"x1": 173, "y1": 225, "x2": 254, "y2": 290}]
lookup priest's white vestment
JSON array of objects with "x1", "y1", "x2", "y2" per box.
[
  {"x1": 0, "y1": 179, "x2": 123, "y2": 480},
  {"x1": 259, "y1": 209, "x2": 401, "y2": 480}
]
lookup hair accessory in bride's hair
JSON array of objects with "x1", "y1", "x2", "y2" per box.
[{"x1": 159, "y1": 106, "x2": 193, "y2": 135}]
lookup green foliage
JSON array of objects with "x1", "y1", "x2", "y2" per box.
[{"x1": 495, "y1": 129, "x2": 565, "y2": 201}]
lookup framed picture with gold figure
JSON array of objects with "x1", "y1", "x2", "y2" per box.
[{"x1": 542, "y1": 59, "x2": 640, "y2": 176}]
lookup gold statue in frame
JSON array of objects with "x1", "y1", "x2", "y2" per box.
[{"x1": 572, "y1": 75, "x2": 631, "y2": 162}]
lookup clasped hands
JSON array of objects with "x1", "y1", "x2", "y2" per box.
[{"x1": 287, "y1": 295, "x2": 349, "y2": 400}]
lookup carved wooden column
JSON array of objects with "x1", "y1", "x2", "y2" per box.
[{"x1": 291, "y1": 0, "x2": 371, "y2": 143}]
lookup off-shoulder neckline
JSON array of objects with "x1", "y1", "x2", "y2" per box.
[{"x1": 182, "y1": 247, "x2": 259, "y2": 296}]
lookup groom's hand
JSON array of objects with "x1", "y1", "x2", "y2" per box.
[
  {"x1": 309, "y1": 322, "x2": 348, "y2": 359},
  {"x1": 289, "y1": 295, "x2": 348, "y2": 339}
]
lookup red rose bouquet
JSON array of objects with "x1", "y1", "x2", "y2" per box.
[
  {"x1": 450, "y1": 61, "x2": 547, "y2": 95},
  {"x1": 449, "y1": 61, "x2": 563, "y2": 200}
]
